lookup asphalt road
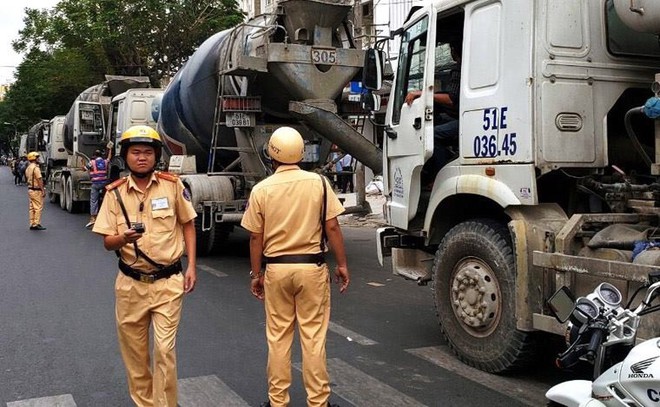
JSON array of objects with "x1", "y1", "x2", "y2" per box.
[{"x1": 0, "y1": 166, "x2": 576, "y2": 406}]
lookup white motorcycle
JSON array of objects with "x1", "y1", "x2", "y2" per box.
[{"x1": 546, "y1": 271, "x2": 660, "y2": 406}]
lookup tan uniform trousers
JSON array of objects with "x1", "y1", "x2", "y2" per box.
[
  {"x1": 28, "y1": 189, "x2": 43, "y2": 226},
  {"x1": 264, "y1": 264, "x2": 331, "y2": 407},
  {"x1": 115, "y1": 271, "x2": 184, "y2": 407}
]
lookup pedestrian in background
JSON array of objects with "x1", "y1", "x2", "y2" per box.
[
  {"x1": 241, "y1": 126, "x2": 350, "y2": 407},
  {"x1": 85, "y1": 144, "x2": 113, "y2": 228},
  {"x1": 25, "y1": 152, "x2": 46, "y2": 230},
  {"x1": 18, "y1": 156, "x2": 28, "y2": 186},
  {"x1": 338, "y1": 153, "x2": 353, "y2": 193},
  {"x1": 93, "y1": 126, "x2": 197, "y2": 407},
  {"x1": 11, "y1": 158, "x2": 20, "y2": 186}
]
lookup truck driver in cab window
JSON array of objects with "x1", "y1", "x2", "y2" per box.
[{"x1": 405, "y1": 37, "x2": 462, "y2": 181}]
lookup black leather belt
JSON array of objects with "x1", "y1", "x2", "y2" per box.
[
  {"x1": 28, "y1": 187, "x2": 42, "y2": 191},
  {"x1": 264, "y1": 253, "x2": 325, "y2": 266},
  {"x1": 118, "y1": 259, "x2": 182, "y2": 283}
]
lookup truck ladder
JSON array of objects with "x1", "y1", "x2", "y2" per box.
[{"x1": 207, "y1": 73, "x2": 261, "y2": 177}]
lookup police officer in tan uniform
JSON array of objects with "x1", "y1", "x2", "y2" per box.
[
  {"x1": 241, "y1": 127, "x2": 350, "y2": 407},
  {"x1": 25, "y1": 151, "x2": 46, "y2": 230},
  {"x1": 93, "y1": 126, "x2": 197, "y2": 407}
]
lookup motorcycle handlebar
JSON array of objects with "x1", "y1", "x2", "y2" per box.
[
  {"x1": 586, "y1": 328, "x2": 604, "y2": 361},
  {"x1": 556, "y1": 324, "x2": 605, "y2": 368}
]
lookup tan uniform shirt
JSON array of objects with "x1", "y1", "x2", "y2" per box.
[
  {"x1": 93, "y1": 172, "x2": 197, "y2": 271},
  {"x1": 25, "y1": 163, "x2": 42, "y2": 188},
  {"x1": 241, "y1": 165, "x2": 345, "y2": 257}
]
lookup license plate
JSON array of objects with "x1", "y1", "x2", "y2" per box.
[
  {"x1": 81, "y1": 110, "x2": 93, "y2": 120},
  {"x1": 226, "y1": 112, "x2": 254, "y2": 128},
  {"x1": 311, "y1": 48, "x2": 337, "y2": 65}
]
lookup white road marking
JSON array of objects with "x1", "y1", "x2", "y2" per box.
[
  {"x1": 198, "y1": 264, "x2": 228, "y2": 277},
  {"x1": 7, "y1": 394, "x2": 77, "y2": 407},
  {"x1": 293, "y1": 358, "x2": 427, "y2": 407},
  {"x1": 367, "y1": 282, "x2": 385, "y2": 287},
  {"x1": 328, "y1": 321, "x2": 378, "y2": 345},
  {"x1": 406, "y1": 346, "x2": 548, "y2": 407},
  {"x1": 178, "y1": 375, "x2": 249, "y2": 407}
]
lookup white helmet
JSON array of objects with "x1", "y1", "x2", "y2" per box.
[{"x1": 268, "y1": 126, "x2": 304, "y2": 164}]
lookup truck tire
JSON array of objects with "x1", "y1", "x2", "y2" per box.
[
  {"x1": 432, "y1": 219, "x2": 536, "y2": 373},
  {"x1": 48, "y1": 190, "x2": 58, "y2": 204},
  {"x1": 195, "y1": 216, "x2": 215, "y2": 256},
  {"x1": 212, "y1": 224, "x2": 233, "y2": 252},
  {"x1": 59, "y1": 175, "x2": 67, "y2": 210},
  {"x1": 65, "y1": 176, "x2": 83, "y2": 213}
]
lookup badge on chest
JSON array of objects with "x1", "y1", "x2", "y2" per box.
[{"x1": 151, "y1": 197, "x2": 169, "y2": 211}]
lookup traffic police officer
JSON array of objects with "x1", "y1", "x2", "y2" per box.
[
  {"x1": 92, "y1": 125, "x2": 197, "y2": 407},
  {"x1": 241, "y1": 126, "x2": 350, "y2": 407},
  {"x1": 25, "y1": 151, "x2": 46, "y2": 230}
]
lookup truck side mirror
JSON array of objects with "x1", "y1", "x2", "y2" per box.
[
  {"x1": 363, "y1": 49, "x2": 384, "y2": 91},
  {"x1": 361, "y1": 91, "x2": 381, "y2": 112}
]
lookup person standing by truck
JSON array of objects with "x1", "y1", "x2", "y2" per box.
[
  {"x1": 241, "y1": 126, "x2": 350, "y2": 407},
  {"x1": 85, "y1": 145, "x2": 112, "y2": 229},
  {"x1": 25, "y1": 152, "x2": 46, "y2": 230},
  {"x1": 92, "y1": 125, "x2": 197, "y2": 407}
]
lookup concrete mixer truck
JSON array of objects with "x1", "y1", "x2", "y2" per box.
[
  {"x1": 357, "y1": 0, "x2": 660, "y2": 373},
  {"x1": 158, "y1": 0, "x2": 382, "y2": 254},
  {"x1": 46, "y1": 76, "x2": 160, "y2": 213}
]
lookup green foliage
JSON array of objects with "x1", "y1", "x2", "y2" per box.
[
  {"x1": 14, "y1": 0, "x2": 245, "y2": 81},
  {"x1": 2, "y1": 0, "x2": 244, "y2": 150}
]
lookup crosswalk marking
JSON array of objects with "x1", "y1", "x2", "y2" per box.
[
  {"x1": 295, "y1": 358, "x2": 427, "y2": 407},
  {"x1": 406, "y1": 346, "x2": 547, "y2": 407},
  {"x1": 178, "y1": 375, "x2": 250, "y2": 407},
  {"x1": 7, "y1": 394, "x2": 76, "y2": 407},
  {"x1": 328, "y1": 321, "x2": 378, "y2": 345},
  {"x1": 198, "y1": 264, "x2": 228, "y2": 277}
]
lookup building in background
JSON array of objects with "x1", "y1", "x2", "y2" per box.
[{"x1": 0, "y1": 84, "x2": 9, "y2": 101}]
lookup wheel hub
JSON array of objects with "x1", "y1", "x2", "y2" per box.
[{"x1": 450, "y1": 258, "x2": 501, "y2": 337}]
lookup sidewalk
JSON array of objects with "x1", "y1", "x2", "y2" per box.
[{"x1": 336, "y1": 192, "x2": 386, "y2": 228}]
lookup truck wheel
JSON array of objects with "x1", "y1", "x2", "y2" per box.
[
  {"x1": 65, "y1": 177, "x2": 74, "y2": 213},
  {"x1": 195, "y1": 216, "x2": 215, "y2": 256},
  {"x1": 59, "y1": 175, "x2": 68, "y2": 210},
  {"x1": 212, "y1": 224, "x2": 233, "y2": 252},
  {"x1": 432, "y1": 219, "x2": 536, "y2": 373},
  {"x1": 48, "y1": 190, "x2": 58, "y2": 204}
]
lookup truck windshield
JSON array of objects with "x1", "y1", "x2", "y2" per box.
[
  {"x1": 392, "y1": 16, "x2": 428, "y2": 125},
  {"x1": 606, "y1": 0, "x2": 660, "y2": 58}
]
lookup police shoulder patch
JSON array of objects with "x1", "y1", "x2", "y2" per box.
[
  {"x1": 105, "y1": 177, "x2": 127, "y2": 191},
  {"x1": 156, "y1": 171, "x2": 179, "y2": 182},
  {"x1": 183, "y1": 188, "x2": 192, "y2": 202}
]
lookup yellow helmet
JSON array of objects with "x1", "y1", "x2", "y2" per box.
[
  {"x1": 27, "y1": 152, "x2": 40, "y2": 161},
  {"x1": 267, "y1": 126, "x2": 304, "y2": 164},
  {"x1": 119, "y1": 125, "x2": 162, "y2": 160}
]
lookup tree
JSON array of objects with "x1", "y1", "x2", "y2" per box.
[
  {"x1": 13, "y1": 0, "x2": 245, "y2": 84},
  {"x1": 1, "y1": 48, "x2": 100, "y2": 142}
]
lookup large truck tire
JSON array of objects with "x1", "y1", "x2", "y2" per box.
[
  {"x1": 432, "y1": 219, "x2": 537, "y2": 373},
  {"x1": 65, "y1": 176, "x2": 84, "y2": 213},
  {"x1": 59, "y1": 175, "x2": 67, "y2": 210},
  {"x1": 48, "y1": 190, "x2": 59, "y2": 204},
  {"x1": 195, "y1": 216, "x2": 215, "y2": 256},
  {"x1": 212, "y1": 224, "x2": 234, "y2": 252}
]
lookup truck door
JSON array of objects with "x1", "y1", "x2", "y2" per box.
[
  {"x1": 74, "y1": 101, "x2": 105, "y2": 159},
  {"x1": 383, "y1": 12, "x2": 436, "y2": 229}
]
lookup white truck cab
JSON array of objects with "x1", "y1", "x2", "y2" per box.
[{"x1": 366, "y1": 0, "x2": 660, "y2": 373}]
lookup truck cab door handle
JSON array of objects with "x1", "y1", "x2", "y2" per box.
[
  {"x1": 385, "y1": 127, "x2": 397, "y2": 139},
  {"x1": 413, "y1": 117, "x2": 422, "y2": 130}
]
